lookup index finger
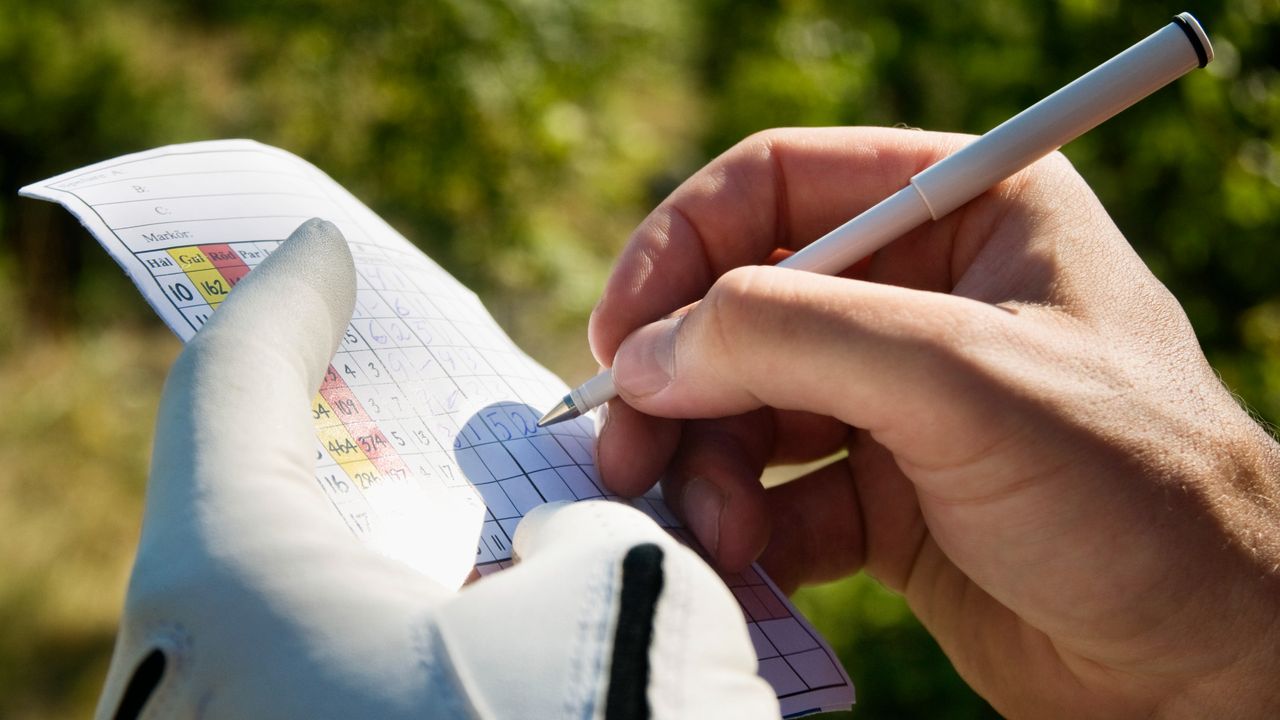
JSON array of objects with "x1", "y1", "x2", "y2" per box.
[{"x1": 588, "y1": 126, "x2": 972, "y2": 365}]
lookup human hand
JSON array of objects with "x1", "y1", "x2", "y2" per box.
[
  {"x1": 97, "y1": 219, "x2": 777, "y2": 720},
  {"x1": 590, "y1": 127, "x2": 1280, "y2": 718}
]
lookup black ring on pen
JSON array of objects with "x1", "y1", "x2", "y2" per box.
[{"x1": 1172, "y1": 14, "x2": 1209, "y2": 68}]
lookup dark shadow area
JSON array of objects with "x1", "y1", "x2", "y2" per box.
[
  {"x1": 792, "y1": 576, "x2": 1001, "y2": 719},
  {"x1": 0, "y1": 623, "x2": 118, "y2": 718}
]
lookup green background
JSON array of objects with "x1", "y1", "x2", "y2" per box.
[{"x1": 1, "y1": 1, "x2": 1277, "y2": 717}]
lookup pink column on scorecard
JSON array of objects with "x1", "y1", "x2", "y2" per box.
[
  {"x1": 318, "y1": 366, "x2": 414, "y2": 485},
  {"x1": 199, "y1": 243, "x2": 252, "y2": 286}
]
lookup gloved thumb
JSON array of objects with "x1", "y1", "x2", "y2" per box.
[{"x1": 100, "y1": 219, "x2": 451, "y2": 719}]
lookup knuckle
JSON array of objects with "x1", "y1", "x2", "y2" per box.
[
  {"x1": 701, "y1": 266, "x2": 792, "y2": 372},
  {"x1": 737, "y1": 127, "x2": 790, "y2": 155},
  {"x1": 711, "y1": 264, "x2": 766, "y2": 301},
  {"x1": 723, "y1": 129, "x2": 795, "y2": 188},
  {"x1": 705, "y1": 266, "x2": 776, "y2": 327},
  {"x1": 1040, "y1": 149, "x2": 1078, "y2": 176},
  {"x1": 996, "y1": 150, "x2": 1095, "y2": 224},
  {"x1": 1027, "y1": 150, "x2": 1087, "y2": 194}
]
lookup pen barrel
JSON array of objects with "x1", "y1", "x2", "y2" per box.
[
  {"x1": 909, "y1": 15, "x2": 1210, "y2": 220},
  {"x1": 779, "y1": 185, "x2": 932, "y2": 275},
  {"x1": 569, "y1": 371, "x2": 617, "y2": 414}
]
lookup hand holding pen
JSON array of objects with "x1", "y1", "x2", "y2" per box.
[
  {"x1": 582, "y1": 13, "x2": 1280, "y2": 718},
  {"x1": 542, "y1": 13, "x2": 1211, "y2": 427}
]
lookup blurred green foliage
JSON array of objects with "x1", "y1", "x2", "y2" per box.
[{"x1": 1, "y1": 0, "x2": 1278, "y2": 718}]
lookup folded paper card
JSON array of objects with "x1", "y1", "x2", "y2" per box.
[{"x1": 22, "y1": 140, "x2": 854, "y2": 717}]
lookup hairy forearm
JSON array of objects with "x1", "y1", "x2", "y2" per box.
[{"x1": 1162, "y1": 424, "x2": 1280, "y2": 719}]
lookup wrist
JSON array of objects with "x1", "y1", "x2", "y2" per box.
[{"x1": 1161, "y1": 426, "x2": 1280, "y2": 718}]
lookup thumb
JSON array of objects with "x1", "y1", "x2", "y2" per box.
[
  {"x1": 101, "y1": 219, "x2": 452, "y2": 719},
  {"x1": 140, "y1": 217, "x2": 358, "y2": 571},
  {"x1": 610, "y1": 265, "x2": 1022, "y2": 464}
]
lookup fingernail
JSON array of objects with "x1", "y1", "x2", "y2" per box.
[
  {"x1": 614, "y1": 316, "x2": 680, "y2": 398},
  {"x1": 681, "y1": 477, "x2": 723, "y2": 556}
]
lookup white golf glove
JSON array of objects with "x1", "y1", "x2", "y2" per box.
[{"x1": 97, "y1": 219, "x2": 778, "y2": 719}]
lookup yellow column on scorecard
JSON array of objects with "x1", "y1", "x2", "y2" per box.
[
  {"x1": 167, "y1": 246, "x2": 234, "y2": 307},
  {"x1": 316, "y1": 423, "x2": 370, "y2": 465},
  {"x1": 311, "y1": 395, "x2": 342, "y2": 429},
  {"x1": 338, "y1": 459, "x2": 384, "y2": 492},
  {"x1": 314, "y1": 422, "x2": 385, "y2": 492},
  {"x1": 166, "y1": 246, "x2": 212, "y2": 272}
]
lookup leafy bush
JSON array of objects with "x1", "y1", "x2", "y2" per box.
[{"x1": 1, "y1": 1, "x2": 1276, "y2": 717}]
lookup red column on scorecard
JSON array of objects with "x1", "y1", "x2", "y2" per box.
[{"x1": 200, "y1": 243, "x2": 252, "y2": 286}]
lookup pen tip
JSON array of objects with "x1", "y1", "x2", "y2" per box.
[{"x1": 537, "y1": 398, "x2": 580, "y2": 428}]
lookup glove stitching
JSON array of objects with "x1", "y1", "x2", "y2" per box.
[
  {"x1": 564, "y1": 504, "x2": 621, "y2": 720},
  {"x1": 675, "y1": 551, "x2": 693, "y2": 719},
  {"x1": 655, "y1": 549, "x2": 690, "y2": 720},
  {"x1": 414, "y1": 620, "x2": 485, "y2": 720}
]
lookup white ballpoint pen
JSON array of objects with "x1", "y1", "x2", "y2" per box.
[{"x1": 538, "y1": 12, "x2": 1212, "y2": 428}]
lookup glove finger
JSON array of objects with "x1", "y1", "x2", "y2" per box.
[{"x1": 435, "y1": 500, "x2": 779, "y2": 719}]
